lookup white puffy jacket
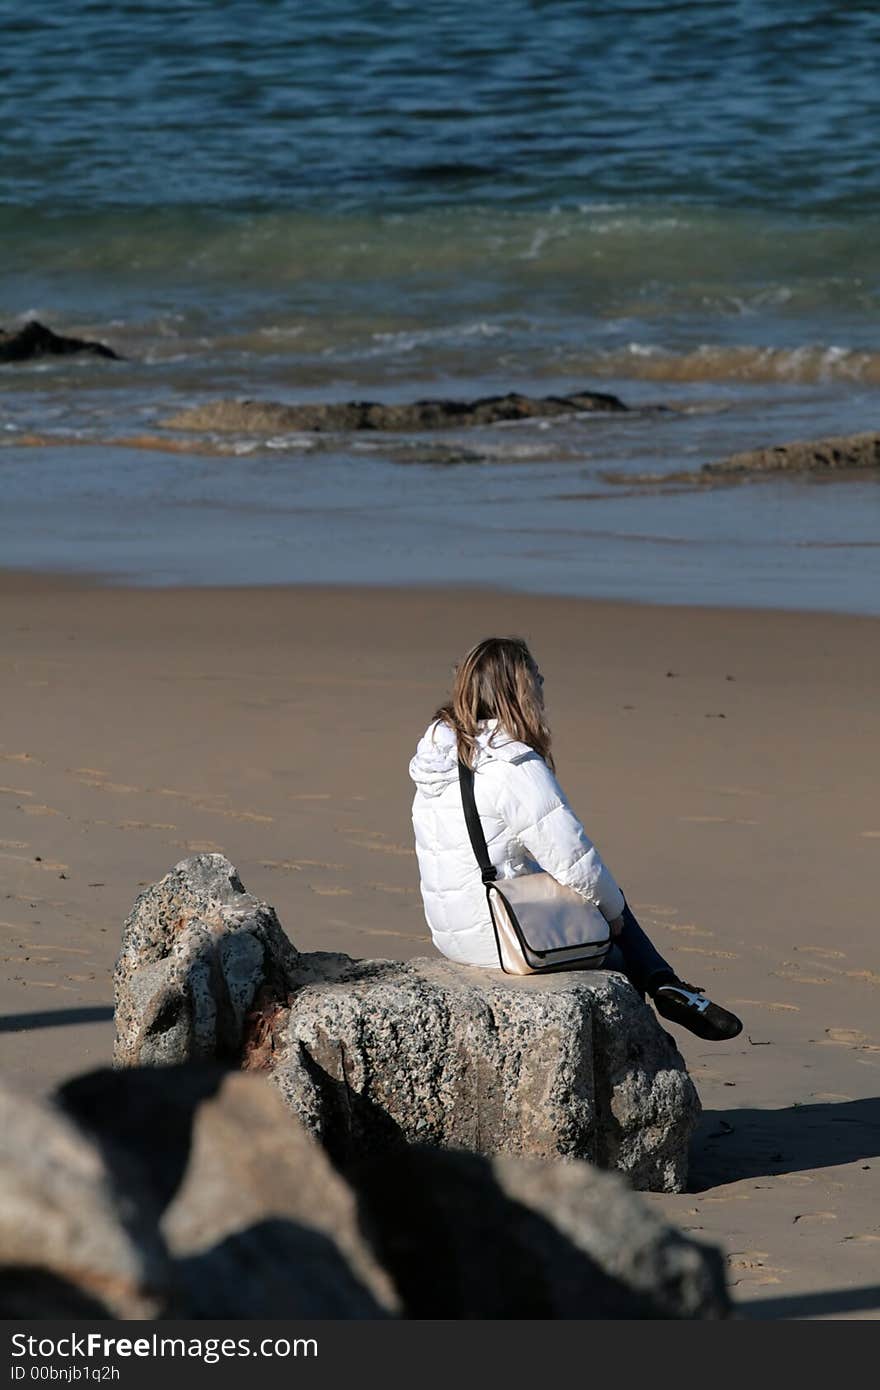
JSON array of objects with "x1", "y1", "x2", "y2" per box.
[{"x1": 409, "y1": 718, "x2": 626, "y2": 968}]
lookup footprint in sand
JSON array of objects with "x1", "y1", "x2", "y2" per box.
[
  {"x1": 118, "y1": 821, "x2": 177, "y2": 832},
  {"x1": 679, "y1": 815, "x2": 758, "y2": 826},
  {"x1": 732, "y1": 998, "x2": 799, "y2": 1012},
  {"x1": 0, "y1": 851, "x2": 68, "y2": 872},
  {"x1": 823, "y1": 1027, "x2": 869, "y2": 1045},
  {"x1": 24, "y1": 943, "x2": 89, "y2": 956},
  {"x1": 843, "y1": 969, "x2": 880, "y2": 986},
  {"x1": 726, "y1": 1251, "x2": 774, "y2": 1271},
  {"x1": 663, "y1": 923, "x2": 714, "y2": 937},
  {"x1": 21, "y1": 804, "x2": 62, "y2": 817},
  {"x1": 203, "y1": 807, "x2": 274, "y2": 823},
  {"x1": 0, "y1": 839, "x2": 29, "y2": 850},
  {"x1": 631, "y1": 903, "x2": 678, "y2": 917},
  {"x1": 677, "y1": 946, "x2": 738, "y2": 959},
  {"x1": 261, "y1": 858, "x2": 344, "y2": 872},
  {"x1": 334, "y1": 922, "x2": 425, "y2": 942},
  {"x1": 772, "y1": 969, "x2": 833, "y2": 986},
  {"x1": 71, "y1": 767, "x2": 108, "y2": 778},
  {"x1": 840, "y1": 1234, "x2": 880, "y2": 1244},
  {"x1": 796, "y1": 946, "x2": 846, "y2": 959},
  {"x1": 860, "y1": 830, "x2": 880, "y2": 839},
  {"x1": 154, "y1": 788, "x2": 229, "y2": 807},
  {"x1": 344, "y1": 837, "x2": 414, "y2": 857},
  {"x1": 0, "y1": 752, "x2": 42, "y2": 764},
  {"x1": 792, "y1": 1212, "x2": 837, "y2": 1225},
  {"x1": 308, "y1": 885, "x2": 354, "y2": 897},
  {"x1": 173, "y1": 840, "x2": 224, "y2": 853},
  {"x1": 0, "y1": 786, "x2": 32, "y2": 798},
  {"x1": 368, "y1": 882, "x2": 419, "y2": 896}
]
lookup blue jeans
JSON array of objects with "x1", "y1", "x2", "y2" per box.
[{"x1": 603, "y1": 901, "x2": 675, "y2": 998}]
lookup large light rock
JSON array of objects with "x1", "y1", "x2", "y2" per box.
[
  {"x1": 350, "y1": 1145, "x2": 729, "y2": 1318},
  {"x1": 0, "y1": 1083, "x2": 170, "y2": 1318},
  {"x1": 115, "y1": 857, "x2": 700, "y2": 1192},
  {"x1": 114, "y1": 853, "x2": 299, "y2": 1067},
  {"x1": 58, "y1": 1067, "x2": 399, "y2": 1319},
  {"x1": 261, "y1": 953, "x2": 699, "y2": 1193}
]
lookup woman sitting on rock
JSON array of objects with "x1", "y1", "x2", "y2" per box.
[{"x1": 408, "y1": 635, "x2": 742, "y2": 1042}]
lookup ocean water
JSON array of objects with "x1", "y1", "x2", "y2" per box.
[{"x1": 1, "y1": 0, "x2": 879, "y2": 609}]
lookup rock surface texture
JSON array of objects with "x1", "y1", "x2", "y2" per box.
[
  {"x1": 115, "y1": 856, "x2": 700, "y2": 1192},
  {"x1": 113, "y1": 854, "x2": 299, "y2": 1068},
  {"x1": 263, "y1": 953, "x2": 699, "y2": 1193},
  {"x1": 2, "y1": 1068, "x2": 728, "y2": 1319},
  {"x1": 350, "y1": 1145, "x2": 729, "y2": 1318},
  {"x1": 58, "y1": 1067, "x2": 399, "y2": 1318},
  {"x1": 609, "y1": 429, "x2": 880, "y2": 487},
  {"x1": 0, "y1": 1083, "x2": 170, "y2": 1318},
  {"x1": 0, "y1": 319, "x2": 121, "y2": 363},
  {"x1": 164, "y1": 387, "x2": 626, "y2": 435}
]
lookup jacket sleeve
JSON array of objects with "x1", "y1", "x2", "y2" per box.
[{"x1": 494, "y1": 754, "x2": 626, "y2": 921}]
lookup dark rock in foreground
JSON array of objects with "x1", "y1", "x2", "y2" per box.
[
  {"x1": 164, "y1": 387, "x2": 627, "y2": 435},
  {"x1": 58, "y1": 1067, "x2": 400, "y2": 1318},
  {"x1": 352, "y1": 1145, "x2": 729, "y2": 1319},
  {"x1": 0, "y1": 319, "x2": 121, "y2": 363},
  {"x1": 0, "y1": 1082, "x2": 170, "y2": 1318},
  {"x1": 41, "y1": 1067, "x2": 727, "y2": 1319}
]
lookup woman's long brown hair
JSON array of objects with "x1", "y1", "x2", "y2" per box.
[{"x1": 433, "y1": 636, "x2": 554, "y2": 770}]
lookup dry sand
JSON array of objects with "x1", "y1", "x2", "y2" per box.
[{"x1": 1, "y1": 572, "x2": 878, "y2": 1320}]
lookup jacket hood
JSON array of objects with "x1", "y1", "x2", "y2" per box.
[{"x1": 409, "y1": 718, "x2": 534, "y2": 798}]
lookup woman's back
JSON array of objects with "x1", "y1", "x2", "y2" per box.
[{"x1": 409, "y1": 716, "x2": 625, "y2": 968}]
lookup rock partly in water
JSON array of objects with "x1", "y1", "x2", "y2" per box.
[
  {"x1": 164, "y1": 388, "x2": 627, "y2": 435},
  {"x1": 700, "y1": 431, "x2": 880, "y2": 478},
  {"x1": 58, "y1": 1066, "x2": 399, "y2": 1318},
  {"x1": 0, "y1": 1082, "x2": 170, "y2": 1318},
  {"x1": 350, "y1": 1144, "x2": 729, "y2": 1318},
  {"x1": 113, "y1": 853, "x2": 300, "y2": 1068},
  {"x1": 264, "y1": 953, "x2": 700, "y2": 1193},
  {"x1": 0, "y1": 319, "x2": 121, "y2": 363},
  {"x1": 606, "y1": 429, "x2": 880, "y2": 487}
]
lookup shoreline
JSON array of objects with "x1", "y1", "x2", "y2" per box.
[
  {"x1": 2, "y1": 572, "x2": 878, "y2": 1317},
  {"x1": 4, "y1": 565, "x2": 880, "y2": 624}
]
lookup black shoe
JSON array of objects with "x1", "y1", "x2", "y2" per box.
[{"x1": 653, "y1": 980, "x2": 743, "y2": 1042}]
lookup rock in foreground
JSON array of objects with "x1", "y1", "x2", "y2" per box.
[
  {"x1": 352, "y1": 1145, "x2": 729, "y2": 1318},
  {"x1": 164, "y1": 387, "x2": 627, "y2": 435},
  {"x1": 58, "y1": 1067, "x2": 399, "y2": 1318},
  {"x1": 0, "y1": 1083, "x2": 170, "y2": 1318},
  {"x1": 1, "y1": 1068, "x2": 728, "y2": 1319}
]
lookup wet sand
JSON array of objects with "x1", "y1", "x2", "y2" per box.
[{"x1": 1, "y1": 572, "x2": 878, "y2": 1319}]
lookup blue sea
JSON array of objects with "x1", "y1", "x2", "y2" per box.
[{"x1": 2, "y1": 0, "x2": 879, "y2": 610}]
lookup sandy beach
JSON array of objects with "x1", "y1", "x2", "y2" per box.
[{"x1": 1, "y1": 571, "x2": 878, "y2": 1319}]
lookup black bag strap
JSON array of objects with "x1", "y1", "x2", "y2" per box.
[{"x1": 458, "y1": 758, "x2": 498, "y2": 885}]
